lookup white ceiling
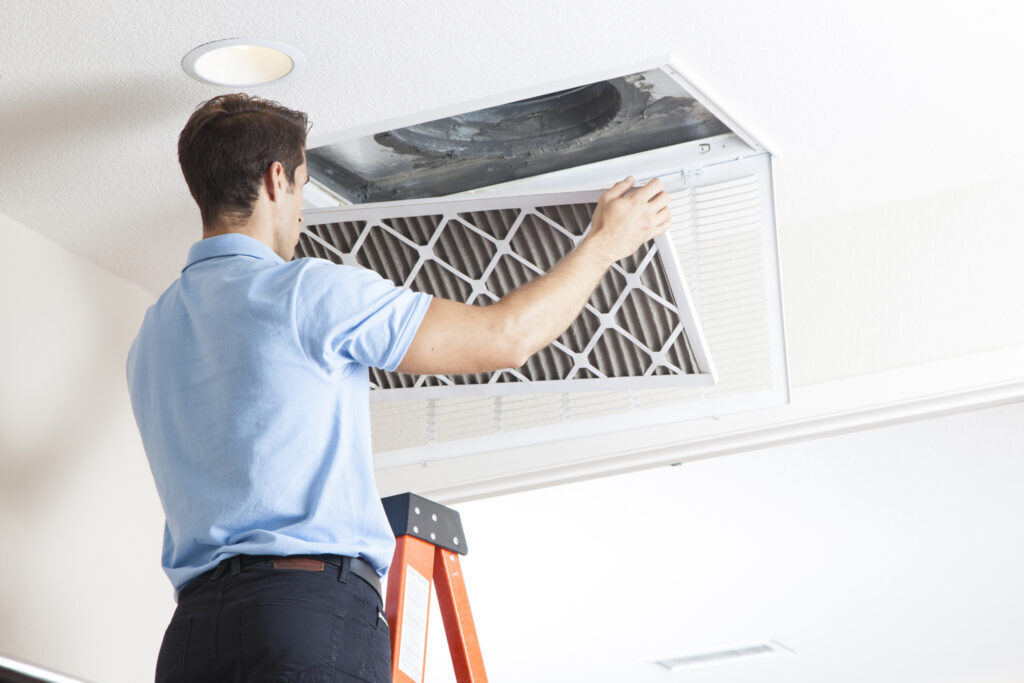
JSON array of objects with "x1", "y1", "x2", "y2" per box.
[
  {"x1": 1, "y1": 0, "x2": 1020, "y2": 295},
  {"x1": 3, "y1": 2, "x2": 1024, "y2": 682}
]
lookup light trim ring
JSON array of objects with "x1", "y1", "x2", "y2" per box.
[{"x1": 182, "y1": 38, "x2": 305, "y2": 87}]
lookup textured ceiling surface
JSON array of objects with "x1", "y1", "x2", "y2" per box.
[{"x1": 0, "y1": 0, "x2": 1020, "y2": 295}]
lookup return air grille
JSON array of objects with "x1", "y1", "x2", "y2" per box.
[
  {"x1": 653, "y1": 640, "x2": 794, "y2": 671},
  {"x1": 295, "y1": 191, "x2": 715, "y2": 398},
  {"x1": 362, "y1": 153, "x2": 786, "y2": 461}
]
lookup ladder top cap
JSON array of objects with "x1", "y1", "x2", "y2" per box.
[{"x1": 381, "y1": 492, "x2": 468, "y2": 555}]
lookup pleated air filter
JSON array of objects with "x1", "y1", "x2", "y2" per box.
[{"x1": 294, "y1": 190, "x2": 715, "y2": 399}]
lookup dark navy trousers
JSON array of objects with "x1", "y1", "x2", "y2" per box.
[{"x1": 155, "y1": 556, "x2": 392, "y2": 682}]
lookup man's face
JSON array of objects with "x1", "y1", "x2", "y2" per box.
[{"x1": 274, "y1": 158, "x2": 309, "y2": 261}]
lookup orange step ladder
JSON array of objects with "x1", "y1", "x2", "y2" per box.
[{"x1": 382, "y1": 492, "x2": 488, "y2": 683}]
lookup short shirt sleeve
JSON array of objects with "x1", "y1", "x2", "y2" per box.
[{"x1": 293, "y1": 260, "x2": 432, "y2": 372}]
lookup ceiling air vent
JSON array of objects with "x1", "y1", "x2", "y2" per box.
[
  {"x1": 653, "y1": 640, "x2": 795, "y2": 671},
  {"x1": 299, "y1": 57, "x2": 788, "y2": 471},
  {"x1": 295, "y1": 191, "x2": 714, "y2": 398}
]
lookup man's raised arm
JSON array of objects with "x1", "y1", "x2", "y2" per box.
[{"x1": 396, "y1": 176, "x2": 671, "y2": 376}]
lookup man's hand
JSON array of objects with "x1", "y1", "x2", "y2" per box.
[
  {"x1": 396, "y1": 176, "x2": 673, "y2": 376},
  {"x1": 586, "y1": 176, "x2": 672, "y2": 263}
]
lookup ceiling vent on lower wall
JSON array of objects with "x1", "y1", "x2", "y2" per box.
[
  {"x1": 653, "y1": 640, "x2": 795, "y2": 671},
  {"x1": 298, "y1": 57, "x2": 788, "y2": 467}
]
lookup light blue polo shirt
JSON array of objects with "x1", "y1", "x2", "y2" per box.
[{"x1": 126, "y1": 233, "x2": 431, "y2": 595}]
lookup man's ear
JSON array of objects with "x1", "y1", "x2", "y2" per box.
[{"x1": 264, "y1": 161, "x2": 286, "y2": 202}]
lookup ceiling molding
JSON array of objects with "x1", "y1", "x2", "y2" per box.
[{"x1": 375, "y1": 343, "x2": 1024, "y2": 502}]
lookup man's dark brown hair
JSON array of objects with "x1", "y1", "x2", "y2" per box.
[{"x1": 178, "y1": 94, "x2": 310, "y2": 228}]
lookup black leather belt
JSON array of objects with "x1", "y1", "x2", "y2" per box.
[{"x1": 231, "y1": 554, "x2": 382, "y2": 601}]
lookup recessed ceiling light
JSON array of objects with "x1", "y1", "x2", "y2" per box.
[{"x1": 182, "y1": 38, "x2": 305, "y2": 86}]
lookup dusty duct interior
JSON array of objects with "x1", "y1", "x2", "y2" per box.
[
  {"x1": 293, "y1": 199, "x2": 702, "y2": 394},
  {"x1": 307, "y1": 69, "x2": 732, "y2": 203}
]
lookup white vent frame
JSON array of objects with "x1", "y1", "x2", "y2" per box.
[
  {"x1": 369, "y1": 152, "x2": 788, "y2": 468},
  {"x1": 299, "y1": 188, "x2": 717, "y2": 400},
  {"x1": 299, "y1": 56, "x2": 789, "y2": 481}
]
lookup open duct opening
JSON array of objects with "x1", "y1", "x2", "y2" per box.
[
  {"x1": 307, "y1": 69, "x2": 732, "y2": 203},
  {"x1": 377, "y1": 83, "x2": 622, "y2": 155}
]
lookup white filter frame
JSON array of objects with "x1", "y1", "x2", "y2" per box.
[{"x1": 299, "y1": 187, "x2": 717, "y2": 401}]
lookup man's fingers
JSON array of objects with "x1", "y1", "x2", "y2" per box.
[
  {"x1": 602, "y1": 176, "x2": 635, "y2": 202},
  {"x1": 649, "y1": 190, "x2": 669, "y2": 208},
  {"x1": 632, "y1": 177, "x2": 664, "y2": 202},
  {"x1": 649, "y1": 206, "x2": 672, "y2": 234},
  {"x1": 643, "y1": 194, "x2": 670, "y2": 225},
  {"x1": 643, "y1": 199, "x2": 670, "y2": 224}
]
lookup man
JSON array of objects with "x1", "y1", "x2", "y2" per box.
[{"x1": 128, "y1": 93, "x2": 670, "y2": 682}]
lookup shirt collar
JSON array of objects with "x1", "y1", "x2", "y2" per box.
[{"x1": 183, "y1": 233, "x2": 286, "y2": 272}]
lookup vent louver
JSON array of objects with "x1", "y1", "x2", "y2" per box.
[{"x1": 294, "y1": 191, "x2": 715, "y2": 399}]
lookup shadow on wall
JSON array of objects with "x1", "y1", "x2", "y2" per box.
[
  {"x1": 0, "y1": 73, "x2": 223, "y2": 294},
  {"x1": 88, "y1": 195, "x2": 202, "y2": 294},
  {"x1": 0, "y1": 73, "x2": 187, "y2": 167},
  {"x1": 0, "y1": 214, "x2": 169, "y2": 680},
  {"x1": 0, "y1": 215, "x2": 150, "y2": 519}
]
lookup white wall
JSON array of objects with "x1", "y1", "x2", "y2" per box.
[
  {"x1": 435, "y1": 399, "x2": 1024, "y2": 683},
  {"x1": 0, "y1": 212, "x2": 169, "y2": 682}
]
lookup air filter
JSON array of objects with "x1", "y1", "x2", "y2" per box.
[{"x1": 294, "y1": 190, "x2": 715, "y2": 399}]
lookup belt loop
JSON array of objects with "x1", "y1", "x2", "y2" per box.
[
  {"x1": 337, "y1": 556, "x2": 350, "y2": 584},
  {"x1": 229, "y1": 556, "x2": 241, "y2": 577},
  {"x1": 211, "y1": 559, "x2": 228, "y2": 580}
]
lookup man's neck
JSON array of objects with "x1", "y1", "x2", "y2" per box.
[{"x1": 204, "y1": 204, "x2": 276, "y2": 253}]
